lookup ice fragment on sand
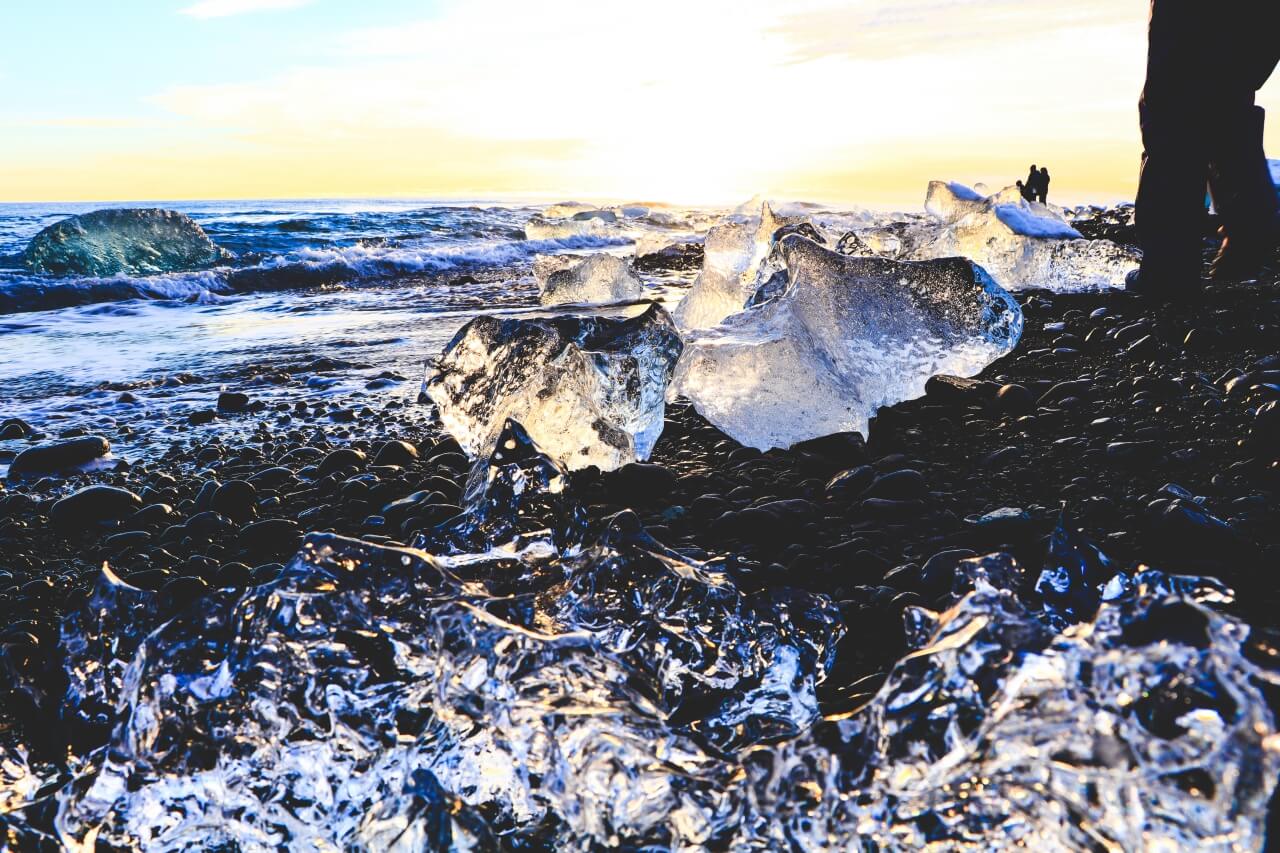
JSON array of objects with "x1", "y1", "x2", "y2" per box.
[
  {"x1": 426, "y1": 303, "x2": 683, "y2": 471},
  {"x1": 670, "y1": 234, "x2": 1022, "y2": 449},
  {"x1": 23, "y1": 208, "x2": 230, "y2": 277},
  {"x1": 531, "y1": 253, "x2": 644, "y2": 306}
]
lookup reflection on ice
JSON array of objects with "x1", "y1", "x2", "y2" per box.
[
  {"x1": 425, "y1": 303, "x2": 684, "y2": 471},
  {"x1": 532, "y1": 252, "x2": 644, "y2": 306},
  {"x1": 671, "y1": 235, "x2": 1023, "y2": 450}
]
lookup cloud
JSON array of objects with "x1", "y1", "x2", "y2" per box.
[{"x1": 180, "y1": 0, "x2": 311, "y2": 19}]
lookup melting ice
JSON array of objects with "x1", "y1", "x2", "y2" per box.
[
  {"x1": 670, "y1": 234, "x2": 1023, "y2": 450},
  {"x1": 425, "y1": 303, "x2": 684, "y2": 471},
  {"x1": 2, "y1": 426, "x2": 1275, "y2": 850}
]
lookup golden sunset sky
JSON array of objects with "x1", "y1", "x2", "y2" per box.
[{"x1": 2, "y1": 0, "x2": 1277, "y2": 207}]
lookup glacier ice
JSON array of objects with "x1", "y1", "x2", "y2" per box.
[
  {"x1": 4, "y1": 428, "x2": 1274, "y2": 851},
  {"x1": 857, "y1": 182, "x2": 1139, "y2": 291},
  {"x1": 23, "y1": 208, "x2": 231, "y2": 277},
  {"x1": 673, "y1": 203, "x2": 795, "y2": 330},
  {"x1": 670, "y1": 234, "x2": 1023, "y2": 450},
  {"x1": 425, "y1": 302, "x2": 683, "y2": 471},
  {"x1": 531, "y1": 252, "x2": 645, "y2": 306},
  {"x1": 633, "y1": 231, "x2": 704, "y2": 259}
]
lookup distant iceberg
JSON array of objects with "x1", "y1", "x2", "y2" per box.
[
  {"x1": 671, "y1": 235, "x2": 1021, "y2": 449},
  {"x1": 23, "y1": 208, "x2": 230, "y2": 277}
]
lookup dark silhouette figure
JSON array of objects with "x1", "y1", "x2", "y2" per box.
[
  {"x1": 1024, "y1": 165, "x2": 1039, "y2": 200},
  {"x1": 1129, "y1": 0, "x2": 1280, "y2": 298},
  {"x1": 1016, "y1": 180, "x2": 1029, "y2": 200},
  {"x1": 1036, "y1": 168, "x2": 1050, "y2": 204}
]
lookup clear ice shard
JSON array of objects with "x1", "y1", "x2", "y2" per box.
[
  {"x1": 523, "y1": 213, "x2": 619, "y2": 242},
  {"x1": 531, "y1": 252, "x2": 645, "y2": 306},
  {"x1": 425, "y1": 302, "x2": 684, "y2": 471},
  {"x1": 672, "y1": 203, "x2": 793, "y2": 330},
  {"x1": 50, "y1": 425, "x2": 843, "y2": 851},
  {"x1": 860, "y1": 181, "x2": 1140, "y2": 291},
  {"x1": 23, "y1": 208, "x2": 231, "y2": 277},
  {"x1": 669, "y1": 234, "x2": 1023, "y2": 450}
]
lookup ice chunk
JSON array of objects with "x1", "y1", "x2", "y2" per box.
[
  {"x1": 753, "y1": 553, "x2": 1278, "y2": 850},
  {"x1": 871, "y1": 182, "x2": 1139, "y2": 291},
  {"x1": 523, "y1": 214, "x2": 618, "y2": 242},
  {"x1": 51, "y1": 432, "x2": 842, "y2": 851},
  {"x1": 531, "y1": 252, "x2": 644, "y2": 306},
  {"x1": 425, "y1": 303, "x2": 683, "y2": 471},
  {"x1": 23, "y1": 208, "x2": 231, "y2": 277},
  {"x1": 673, "y1": 203, "x2": 792, "y2": 330},
  {"x1": 633, "y1": 231, "x2": 704, "y2": 259},
  {"x1": 541, "y1": 201, "x2": 597, "y2": 219},
  {"x1": 670, "y1": 234, "x2": 1022, "y2": 450}
]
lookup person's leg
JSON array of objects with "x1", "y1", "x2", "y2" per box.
[
  {"x1": 1206, "y1": 3, "x2": 1280, "y2": 278},
  {"x1": 1133, "y1": 0, "x2": 1216, "y2": 292}
]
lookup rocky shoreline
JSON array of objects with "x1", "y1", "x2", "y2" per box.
[{"x1": 2, "y1": 213, "x2": 1279, "y2": 841}]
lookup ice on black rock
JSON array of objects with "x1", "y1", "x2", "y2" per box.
[
  {"x1": 670, "y1": 234, "x2": 1023, "y2": 450},
  {"x1": 532, "y1": 252, "x2": 644, "y2": 306},
  {"x1": 425, "y1": 303, "x2": 683, "y2": 471},
  {"x1": 23, "y1": 208, "x2": 231, "y2": 277}
]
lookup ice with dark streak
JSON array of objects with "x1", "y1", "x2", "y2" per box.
[
  {"x1": 531, "y1": 252, "x2": 645, "y2": 307},
  {"x1": 670, "y1": 234, "x2": 1023, "y2": 450},
  {"x1": 426, "y1": 302, "x2": 683, "y2": 471}
]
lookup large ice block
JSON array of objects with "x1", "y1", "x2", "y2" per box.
[
  {"x1": 531, "y1": 252, "x2": 644, "y2": 306},
  {"x1": 23, "y1": 208, "x2": 231, "y2": 277},
  {"x1": 425, "y1": 303, "x2": 683, "y2": 471},
  {"x1": 864, "y1": 181, "x2": 1139, "y2": 291},
  {"x1": 523, "y1": 214, "x2": 618, "y2": 242},
  {"x1": 670, "y1": 234, "x2": 1022, "y2": 449},
  {"x1": 672, "y1": 203, "x2": 791, "y2": 329}
]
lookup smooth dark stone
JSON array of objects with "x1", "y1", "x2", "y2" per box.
[
  {"x1": 104, "y1": 530, "x2": 152, "y2": 553},
  {"x1": 604, "y1": 463, "x2": 678, "y2": 505},
  {"x1": 188, "y1": 410, "x2": 217, "y2": 425},
  {"x1": 996, "y1": 384, "x2": 1034, "y2": 414},
  {"x1": 8, "y1": 435, "x2": 110, "y2": 479},
  {"x1": 791, "y1": 431, "x2": 867, "y2": 465},
  {"x1": 50, "y1": 485, "x2": 142, "y2": 528},
  {"x1": 925, "y1": 374, "x2": 989, "y2": 403},
  {"x1": 211, "y1": 480, "x2": 258, "y2": 522},
  {"x1": 862, "y1": 469, "x2": 927, "y2": 500},
  {"x1": 826, "y1": 465, "x2": 875, "y2": 498},
  {"x1": 372, "y1": 440, "x2": 418, "y2": 468},
  {"x1": 318, "y1": 448, "x2": 367, "y2": 477},
  {"x1": 217, "y1": 392, "x2": 251, "y2": 413},
  {"x1": 159, "y1": 576, "x2": 210, "y2": 612},
  {"x1": 239, "y1": 518, "x2": 302, "y2": 558}
]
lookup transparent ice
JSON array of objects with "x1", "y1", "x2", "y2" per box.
[
  {"x1": 425, "y1": 303, "x2": 684, "y2": 471},
  {"x1": 670, "y1": 234, "x2": 1023, "y2": 450},
  {"x1": 672, "y1": 203, "x2": 793, "y2": 330},
  {"x1": 23, "y1": 208, "x2": 231, "y2": 277},
  {"x1": 531, "y1": 253, "x2": 645, "y2": 306},
  {"x1": 1, "y1": 427, "x2": 1275, "y2": 850},
  {"x1": 857, "y1": 181, "x2": 1140, "y2": 291},
  {"x1": 523, "y1": 214, "x2": 619, "y2": 242}
]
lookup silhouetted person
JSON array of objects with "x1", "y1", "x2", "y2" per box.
[
  {"x1": 1127, "y1": 0, "x2": 1280, "y2": 299},
  {"x1": 1017, "y1": 180, "x2": 1030, "y2": 201},
  {"x1": 1025, "y1": 164, "x2": 1039, "y2": 198},
  {"x1": 1036, "y1": 168, "x2": 1050, "y2": 204}
]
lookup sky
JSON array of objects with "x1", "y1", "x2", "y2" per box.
[{"x1": 1, "y1": 0, "x2": 1277, "y2": 208}]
